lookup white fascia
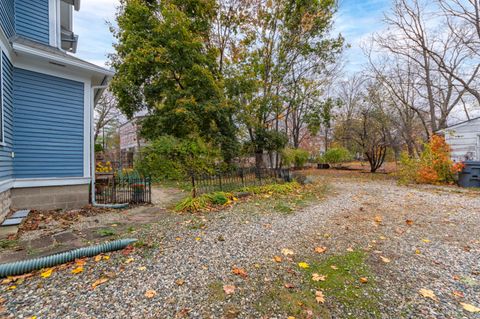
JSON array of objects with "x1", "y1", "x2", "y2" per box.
[{"x1": 49, "y1": 0, "x2": 60, "y2": 48}]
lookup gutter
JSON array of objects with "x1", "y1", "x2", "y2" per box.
[{"x1": 90, "y1": 82, "x2": 128, "y2": 209}]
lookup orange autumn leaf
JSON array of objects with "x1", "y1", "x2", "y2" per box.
[
  {"x1": 92, "y1": 277, "x2": 109, "y2": 289},
  {"x1": 314, "y1": 246, "x2": 327, "y2": 254},
  {"x1": 144, "y1": 290, "x2": 156, "y2": 299},
  {"x1": 232, "y1": 267, "x2": 248, "y2": 278}
]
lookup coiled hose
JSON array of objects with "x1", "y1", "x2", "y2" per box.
[{"x1": 0, "y1": 238, "x2": 137, "y2": 277}]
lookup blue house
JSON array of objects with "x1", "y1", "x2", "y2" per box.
[{"x1": 0, "y1": 0, "x2": 113, "y2": 220}]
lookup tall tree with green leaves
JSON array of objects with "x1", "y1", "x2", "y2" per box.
[{"x1": 110, "y1": 0, "x2": 238, "y2": 162}]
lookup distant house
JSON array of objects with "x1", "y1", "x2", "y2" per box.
[
  {"x1": 0, "y1": 0, "x2": 113, "y2": 220},
  {"x1": 119, "y1": 116, "x2": 146, "y2": 168},
  {"x1": 438, "y1": 117, "x2": 480, "y2": 162}
]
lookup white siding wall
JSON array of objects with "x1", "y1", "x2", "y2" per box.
[{"x1": 443, "y1": 118, "x2": 480, "y2": 162}]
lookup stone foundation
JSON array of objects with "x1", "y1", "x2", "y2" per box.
[
  {"x1": 0, "y1": 189, "x2": 12, "y2": 221},
  {"x1": 11, "y1": 184, "x2": 90, "y2": 211}
]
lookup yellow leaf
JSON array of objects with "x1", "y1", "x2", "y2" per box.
[
  {"x1": 92, "y1": 277, "x2": 108, "y2": 289},
  {"x1": 71, "y1": 267, "x2": 83, "y2": 275},
  {"x1": 314, "y1": 246, "x2": 327, "y2": 254},
  {"x1": 103, "y1": 255, "x2": 110, "y2": 260},
  {"x1": 312, "y1": 273, "x2": 326, "y2": 282},
  {"x1": 460, "y1": 302, "x2": 480, "y2": 313},
  {"x1": 315, "y1": 290, "x2": 325, "y2": 303},
  {"x1": 415, "y1": 249, "x2": 421, "y2": 254},
  {"x1": 75, "y1": 259, "x2": 87, "y2": 266},
  {"x1": 298, "y1": 262, "x2": 309, "y2": 269},
  {"x1": 374, "y1": 216, "x2": 383, "y2": 224},
  {"x1": 281, "y1": 248, "x2": 294, "y2": 256},
  {"x1": 422, "y1": 239, "x2": 431, "y2": 243},
  {"x1": 330, "y1": 265, "x2": 338, "y2": 270},
  {"x1": 144, "y1": 289, "x2": 156, "y2": 299},
  {"x1": 7, "y1": 285, "x2": 16, "y2": 290},
  {"x1": 138, "y1": 266, "x2": 147, "y2": 271},
  {"x1": 380, "y1": 256, "x2": 391, "y2": 263},
  {"x1": 30, "y1": 316, "x2": 37, "y2": 319},
  {"x1": 360, "y1": 277, "x2": 368, "y2": 283},
  {"x1": 419, "y1": 288, "x2": 437, "y2": 301},
  {"x1": 94, "y1": 255, "x2": 102, "y2": 262},
  {"x1": 273, "y1": 256, "x2": 282, "y2": 263},
  {"x1": 287, "y1": 317, "x2": 296, "y2": 319},
  {"x1": 40, "y1": 268, "x2": 53, "y2": 278},
  {"x1": 125, "y1": 258, "x2": 134, "y2": 264},
  {"x1": 195, "y1": 237, "x2": 201, "y2": 241}
]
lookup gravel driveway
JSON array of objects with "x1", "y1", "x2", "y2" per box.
[{"x1": 2, "y1": 176, "x2": 479, "y2": 319}]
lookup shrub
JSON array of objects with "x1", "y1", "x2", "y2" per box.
[
  {"x1": 399, "y1": 135, "x2": 463, "y2": 184},
  {"x1": 136, "y1": 135, "x2": 219, "y2": 181},
  {"x1": 241, "y1": 181, "x2": 300, "y2": 195},
  {"x1": 282, "y1": 148, "x2": 310, "y2": 168},
  {"x1": 175, "y1": 192, "x2": 234, "y2": 213},
  {"x1": 319, "y1": 147, "x2": 352, "y2": 167}
]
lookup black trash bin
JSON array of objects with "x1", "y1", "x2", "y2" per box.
[{"x1": 457, "y1": 161, "x2": 480, "y2": 188}]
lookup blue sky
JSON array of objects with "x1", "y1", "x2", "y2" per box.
[{"x1": 74, "y1": 0, "x2": 391, "y2": 72}]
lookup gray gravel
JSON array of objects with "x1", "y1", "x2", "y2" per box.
[{"x1": 1, "y1": 177, "x2": 480, "y2": 319}]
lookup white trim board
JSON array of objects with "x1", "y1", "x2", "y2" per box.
[{"x1": 83, "y1": 80, "x2": 92, "y2": 178}]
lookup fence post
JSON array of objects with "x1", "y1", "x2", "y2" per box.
[{"x1": 191, "y1": 172, "x2": 197, "y2": 198}]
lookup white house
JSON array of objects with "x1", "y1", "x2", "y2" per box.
[{"x1": 438, "y1": 117, "x2": 480, "y2": 162}]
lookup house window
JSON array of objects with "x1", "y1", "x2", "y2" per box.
[{"x1": 0, "y1": 48, "x2": 3, "y2": 144}]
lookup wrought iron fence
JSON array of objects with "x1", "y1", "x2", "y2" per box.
[
  {"x1": 191, "y1": 167, "x2": 291, "y2": 196},
  {"x1": 95, "y1": 173, "x2": 152, "y2": 205}
]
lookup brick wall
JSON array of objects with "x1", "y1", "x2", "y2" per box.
[
  {"x1": 0, "y1": 189, "x2": 12, "y2": 221},
  {"x1": 11, "y1": 184, "x2": 89, "y2": 211}
]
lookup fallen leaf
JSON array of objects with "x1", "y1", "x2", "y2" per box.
[
  {"x1": 195, "y1": 237, "x2": 201, "y2": 241},
  {"x1": 314, "y1": 246, "x2": 327, "y2": 254},
  {"x1": 312, "y1": 273, "x2": 326, "y2": 282},
  {"x1": 75, "y1": 259, "x2": 87, "y2": 266},
  {"x1": 453, "y1": 275, "x2": 460, "y2": 280},
  {"x1": 281, "y1": 248, "x2": 294, "y2": 256},
  {"x1": 7, "y1": 285, "x2": 16, "y2": 290},
  {"x1": 419, "y1": 288, "x2": 437, "y2": 301},
  {"x1": 273, "y1": 256, "x2": 282, "y2": 263},
  {"x1": 374, "y1": 216, "x2": 383, "y2": 224},
  {"x1": 40, "y1": 268, "x2": 53, "y2": 278},
  {"x1": 232, "y1": 267, "x2": 248, "y2": 278},
  {"x1": 287, "y1": 317, "x2": 296, "y2": 319},
  {"x1": 406, "y1": 219, "x2": 414, "y2": 226},
  {"x1": 422, "y1": 239, "x2": 431, "y2": 243},
  {"x1": 175, "y1": 279, "x2": 185, "y2": 286},
  {"x1": 92, "y1": 277, "x2": 109, "y2": 289},
  {"x1": 315, "y1": 290, "x2": 325, "y2": 303},
  {"x1": 460, "y1": 302, "x2": 480, "y2": 313},
  {"x1": 138, "y1": 266, "x2": 147, "y2": 271},
  {"x1": 122, "y1": 245, "x2": 134, "y2": 255},
  {"x1": 298, "y1": 262, "x2": 309, "y2": 269},
  {"x1": 103, "y1": 255, "x2": 110, "y2": 260},
  {"x1": 145, "y1": 289, "x2": 156, "y2": 298},
  {"x1": 175, "y1": 237, "x2": 182, "y2": 241},
  {"x1": 71, "y1": 267, "x2": 84, "y2": 275},
  {"x1": 94, "y1": 255, "x2": 102, "y2": 262},
  {"x1": 415, "y1": 249, "x2": 421, "y2": 255},
  {"x1": 125, "y1": 258, "x2": 134, "y2": 264},
  {"x1": 359, "y1": 277, "x2": 368, "y2": 283},
  {"x1": 346, "y1": 247, "x2": 354, "y2": 252},
  {"x1": 223, "y1": 285, "x2": 235, "y2": 295},
  {"x1": 330, "y1": 265, "x2": 338, "y2": 270},
  {"x1": 452, "y1": 290, "x2": 464, "y2": 298},
  {"x1": 284, "y1": 283, "x2": 295, "y2": 289},
  {"x1": 380, "y1": 256, "x2": 391, "y2": 263}
]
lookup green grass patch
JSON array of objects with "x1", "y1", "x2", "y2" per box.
[
  {"x1": 175, "y1": 191, "x2": 234, "y2": 213},
  {"x1": 256, "y1": 251, "x2": 380, "y2": 318},
  {"x1": 0, "y1": 239, "x2": 17, "y2": 249},
  {"x1": 303, "y1": 251, "x2": 380, "y2": 318},
  {"x1": 96, "y1": 228, "x2": 117, "y2": 237},
  {"x1": 240, "y1": 181, "x2": 301, "y2": 195},
  {"x1": 274, "y1": 202, "x2": 294, "y2": 214}
]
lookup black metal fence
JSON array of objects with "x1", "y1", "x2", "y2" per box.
[
  {"x1": 191, "y1": 167, "x2": 291, "y2": 196},
  {"x1": 95, "y1": 174, "x2": 152, "y2": 205}
]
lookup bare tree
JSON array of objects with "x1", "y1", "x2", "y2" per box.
[{"x1": 94, "y1": 91, "x2": 122, "y2": 144}]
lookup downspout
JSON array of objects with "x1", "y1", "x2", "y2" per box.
[{"x1": 90, "y1": 82, "x2": 128, "y2": 209}]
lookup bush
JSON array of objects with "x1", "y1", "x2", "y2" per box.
[
  {"x1": 319, "y1": 147, "x2": 352, "y2": 167},
  {"x1": 399, "y1": 135, "x2": 464, "y2": 184},
  {"x1": 175, "y1": 192, "x2": 234, "y2": 213},
  {"x1": 136, "y1": 135, "x2": 219, "y2": 181},
  {"x1": 282, "y1": 148, "x2": 310, "y2": 168}
]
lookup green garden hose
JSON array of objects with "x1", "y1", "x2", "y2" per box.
[{"x1": 0, "y1": 238, "x2": 137, "y2": 277}]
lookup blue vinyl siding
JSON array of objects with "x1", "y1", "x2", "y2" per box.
[
  {"x1": 0, "y1": 51, "x2": 14, "y2": 182},
  {"x1": 15, "y1": 0, "x2": 49, "y2": 44},
  {"x1": 13, "y1": 68, "x2": 84, "y2": 178},
  {"x1": 0, "y1": 0, "x2": 15, "y2": 39}
]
